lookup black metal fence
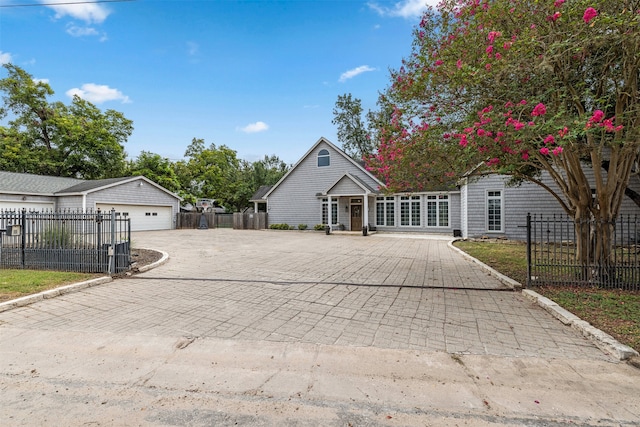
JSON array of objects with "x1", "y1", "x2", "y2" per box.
[
  {"x1": 0, "y1": 209, "x2": 131, "y2": 274},
  {"x1": 527, "y1": 213, "x2": 640, "y2": 290}
]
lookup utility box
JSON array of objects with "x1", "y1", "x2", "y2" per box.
[{"x1": 6, "y1": 224, "x2": 21, "y2": 236}]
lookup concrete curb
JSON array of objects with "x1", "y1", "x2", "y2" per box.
[
  {"x1": 449, "y1": 240, "x2": 638, "y2": 361},
  {"x1": 134, "y1": 249, "x2": 169, "y2": 273},
  {"x1": 0, "y1": 249, "x2": 169, "y2": 313},
  {"x1": 447, "y1": 239, "x2": 523, "y2": 290},
  {"x1": 523, "y1": 289, "x2": 639, "y2": 361}
]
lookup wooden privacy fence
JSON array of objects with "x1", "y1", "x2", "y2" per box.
[
  {"x1": 176, "y1": 212, "x2": 266, "y2": 229},
  {"x1": 233, "y1": 212, "x2": 268, "y2": 230},
  {"x1": 176, "y1": 213, "x2": 235, "y2": 229}
]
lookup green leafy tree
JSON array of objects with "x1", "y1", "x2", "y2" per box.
[
  {"x1": 368, "y1": 0, "x2": 640, "y2": 267},
  {"x1": 250, "y1": 154, "x2": 289, "y2": 188},
  {"x1": 332, "y1": 93, "x2": 375, "y2": 160},
  {"x1": 175, "y1": 138, "x2": 246, "y2": 211},
  {"x1": 0, "y1": 64, "x2": 132, "y2": 179},
  {"x1": 128, "y1": 150, "x2": 185, "y2": 197},
  {"x1": 175, "y1": 140, "x2": 291, "y2": 212}
]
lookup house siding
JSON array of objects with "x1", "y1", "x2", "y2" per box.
[
  {"x1": 330, "y1": 176, "x2": 365, "y2": 195},
  {"x1": 0, "y1": 194, "x2": 57, "y2": 210},
  {"x1": 86, "y1": 180, "x2": 180, "y2": 228},
  {"x1": 56, "y1": 196, "x2": 83, "y2": 211},
  {"x1": 463, "y1": 172, "x2": 640, "y2": 240},
  {"x1": 268, "y1": 140, "x2": 380, "y2": 228}
]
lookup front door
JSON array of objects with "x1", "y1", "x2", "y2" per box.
[{"x1": 351, "y1": 204, "x2": 362, "y2": 231}]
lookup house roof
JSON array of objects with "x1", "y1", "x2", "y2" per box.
[
  {"x1": 56, "y1": 177, "x2": 135, "y2": 194},
  {"x1": 249, "y1": 185, "x2": 272, "y2": 202},
  {"x1": 324, "y1": 173, "x2": 379, "y2": 196},
  {"x1": 0, "y1": 171, "x2": 84, "y2": 195},
  {"x1": 264, "y1": 137, "x2": 385, "y2": 199},
  {"x1": 0, "y1": 171, "x2": 182, "y2": 200}
]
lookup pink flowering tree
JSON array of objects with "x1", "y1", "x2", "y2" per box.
[{"x1": 367, "y1": 0, "x2": 640, "y2": 267}]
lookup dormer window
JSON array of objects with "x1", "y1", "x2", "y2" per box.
[{"x1": 317, "y1": 149, "x2": 330, "y2": 167}]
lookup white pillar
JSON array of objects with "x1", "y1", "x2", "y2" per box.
[
  {"x1": 363, "y1": 194, "x2": 369, "y2": 230},
  {"x1": 327, "y1": 195, "x2": 332, "y2": 231}
]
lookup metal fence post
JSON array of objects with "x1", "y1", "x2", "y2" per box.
[
  {"x1": 109, "y1": 208, "x2": 116, "y2": 275},
  {"x1": 96, "y1": 209, "x2": 103, "y2": 272},
  {"x1": 21, "y1": 208, "x2": 26, "y2": 268},
  {"x1": 526, "y1": 213, "x2": 531, "y2": 288}
]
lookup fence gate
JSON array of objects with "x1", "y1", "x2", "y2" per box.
[
  {"x1": 0, "y1": 209, "x2": 131, "y2": 274},
  {"x1": 526, "y1": 213, "x2": 639, "y2": 290}
]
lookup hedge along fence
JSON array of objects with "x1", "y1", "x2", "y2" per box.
[{"x1": 0, "y1": 209, "x2": 131, "y2": 274}]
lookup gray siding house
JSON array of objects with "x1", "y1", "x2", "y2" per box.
[
  {"x1": 253, "y1": 138, "x2": 460, "y2": 234},
  {"x1": 0, "y1": 171, "x2": 181, "y2": 231},
  {"x1": 460, "y1": 172, "x2": 640, "y2": 240},
  {"x1": 253, "y1": 137, "x2": 640, "y2": 240}
]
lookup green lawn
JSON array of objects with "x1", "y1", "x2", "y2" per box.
[
  {"x1": 454, "y1": 240, "x2": 640, "y2": 352},
  {"x1": 0, "y1": 270, "x2": 99, "y2": 302}
]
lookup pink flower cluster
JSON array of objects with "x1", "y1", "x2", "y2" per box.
[
  {"x1": 586, "y1": 110, "x2": 624, "y2": 132},
  {"x1": 531, "y1": 103, "x2": 547, "y2": 117},
  {"x1": 547, "y1": 12, "x2": 562, "y2": 22},
  {"x1": 539, "y1": 146, "x2": 563, "y2": 156},
  {"x1": 583, "y1": 7, "x2": 598, "y2": 23}
]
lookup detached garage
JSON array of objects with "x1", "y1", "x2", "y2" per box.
[
  {"x1": 0, "y1": 171, "x2": 181, "y2": 231},
  {"x1": 95, "y1": 204, "x2": 173, "y2": 231}
]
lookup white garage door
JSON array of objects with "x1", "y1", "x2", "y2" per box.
[
  {"x1": 0, "y1": 201, "x2": 55, "y2": 212},
  {"x1": 96, "y1": 204, "x2": 172, "y2": 231}
]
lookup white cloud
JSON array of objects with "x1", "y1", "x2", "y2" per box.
[
  {"x1": 187, "y1": 41, "x2": 199, "y2": 56},
  {"x1": 368, "y1": 0, "x2": 437, "y2": 18},
  {"x1": 33, "y1": 78, "x2": 50, "y2": 85},
  {"x1": 0, "y1": 51, "x2": 12, "y2": 64},
  {"x1": 65, "y1": 23, "x2": 100, "y2": 37},
  {"x1": 42, "y1": 0, "x2": 111, "y2": 24},
  {"x1": 339, "y1": 65, "x2": 375, "y2": 83},
  {"x1": 238, "y1": 121, "x2": 269, "y2": 133},
  {"x1": 65, "y1": 83, "x2": 131, "y2": 104}
]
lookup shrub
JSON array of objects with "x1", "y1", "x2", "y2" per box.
[
  {"x1": 298, "y1": 224, "x2": 308, "y2": 230},
  {"x1": 314, "y1": 224, "x2": 326, "y2": 231},
  {"x1": 269, "y1": 223, "x2": 291, "y2": 230},
  {"x1": 40, "y1": 225, "x2": 73, "y2": 247}
]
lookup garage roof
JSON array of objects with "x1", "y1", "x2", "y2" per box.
[
  {"x1": 0, "y1": 171, "x2": 181, "y2": 200},
  {"x1": 0, "y1": 171, "x2": 84, "y2": 195}
]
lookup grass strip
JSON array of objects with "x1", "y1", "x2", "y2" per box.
[{"x1": 0, "y1": 270, "x2": 98, "y2": 302}]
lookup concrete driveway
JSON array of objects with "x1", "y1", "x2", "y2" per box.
[{"x1": 1, "y1": 229, "x2": 639, "y2": 426}]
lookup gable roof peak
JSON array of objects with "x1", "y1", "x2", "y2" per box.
[{"x1": 263, "y1": 137, "x2": 384, "y2": 199}]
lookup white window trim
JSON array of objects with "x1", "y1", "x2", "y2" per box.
[
  {"x1": 486, "y1": 189, "x2": 504, "y2": 233},
  {"x1": 317, "y1": 149, "x2": 330, "y2": 167},
  {"x1": 426, "y1": 194, "x2": 450, "y2": 228},
  {"x1": 400, "y1": 195, "x2": 421, "y2": 227},
  {"x1": 375, "y1": 196, "x2": 396, "y2": 226},
  {"x1": 321, "y1": 198, "x2": 338, "y2": 225}
]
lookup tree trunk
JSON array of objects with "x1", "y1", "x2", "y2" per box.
[{"x1": 574, "y1": 208, "x2": 593, "y2": 282}]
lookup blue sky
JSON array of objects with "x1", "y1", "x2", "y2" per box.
[{"x1": 0, "y1": 0, "x2": 436, "y2": 165}]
